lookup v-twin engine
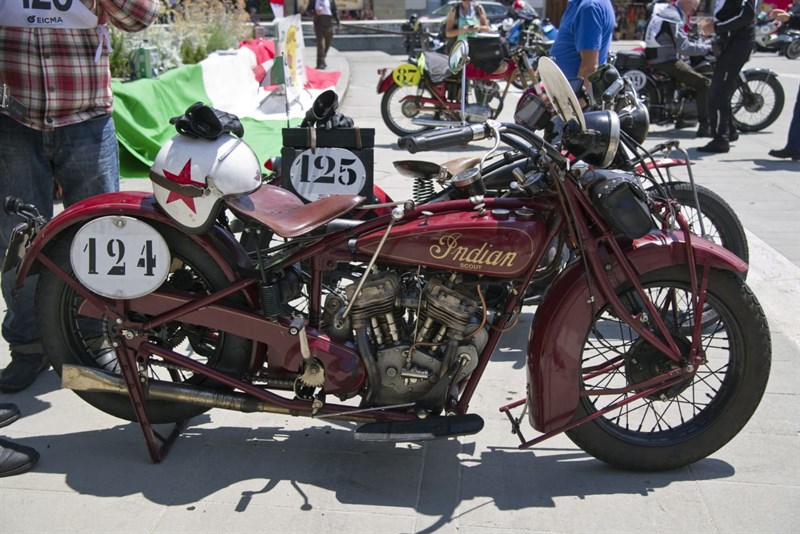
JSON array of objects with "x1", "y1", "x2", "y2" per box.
[{"x1": 327, "y1": 271, "x2": 486, "y2": 412}]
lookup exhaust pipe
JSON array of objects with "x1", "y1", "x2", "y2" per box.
[{"x1": 61, "y1": 364, "x2": 295, "y2": 416}]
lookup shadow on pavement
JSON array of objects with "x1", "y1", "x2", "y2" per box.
[{"x1": 9, "y1": 418, "x2": 735, "y2": 525}]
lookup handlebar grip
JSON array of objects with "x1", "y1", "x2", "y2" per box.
[
  {"x1": 602, "y1": 78, "x2": 625, "y2": 103},
  {"x1": 4, "y1": 196, "x2": 34, "y2": 216},
  {"x1": 398, "y1": 124, "x2": 488, "y2": 154}
]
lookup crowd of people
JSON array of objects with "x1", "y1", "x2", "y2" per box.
[{"x1": 0, "y1": 0, "x2": 797, "y2": 480}]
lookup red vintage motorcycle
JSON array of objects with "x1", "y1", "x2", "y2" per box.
[
  {"x1": 3, "y1": 60, "x2": 770, "y2": 470},
  {"x1": 377, "y1": 40, "x2": 536, "y2": 137}
]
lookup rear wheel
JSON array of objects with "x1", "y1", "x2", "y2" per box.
[
  {"x1": 380, "y1": 83, "x2": 439, "y2": 137},
  {"x1": 731, "y1": 71, "x2": 785, "y2": 132},
  {"x1": 566, "y1": 267, "x2": 771, "y2": 471},
  {"x1": 36, "y1": 223, "x2": 253, "y2": 423}
]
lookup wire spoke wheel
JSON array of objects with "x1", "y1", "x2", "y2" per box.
[
  {"x1": 37, "y1": 224, "x2": 252, "y2": 423},
  {"x1": 565, "y1": 267, "x2": 770, "y2": 470},
  {"x1": 731, "y1": 73, "x2": 784, "y2": 132},
  {"x1": 380, "y1": 84, "x2": 441, "y2": 137}
]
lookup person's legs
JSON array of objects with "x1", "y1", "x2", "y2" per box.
[
  {"x1": 314, "y1": 18, "x2": 325, "y2": 68},
  {"x1": 0, "y1": 115, "x2": 53, "y2": 392},
  {"x1": 672, "y1": 60, "x2": 710, "y2": 132},
  {"x1": 52, "y1": 114, "x2": 120, "y2": 207},
  {"x1": 0, "y1": 114, "x2": 119, "y2": 392},
  {"x1": 700, "y1": 39, "x2": 752, "y2": 152},
  {"x1": 769, "y1": 86, "x2": 800, "y2": 159}
]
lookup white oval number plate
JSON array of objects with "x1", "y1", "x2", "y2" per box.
[
  {"x1": 70, "y1": 216, "x2": 171, "y2": 299},
  {"x1": 289, "y1": 147, "x2": 367, "y2": 202}
]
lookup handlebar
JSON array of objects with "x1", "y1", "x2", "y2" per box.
[
  {"x1": 602, "y1": 77, "x2": 626, "y2": 104},
  {"x1": 398, "y1": 124, "x2": 489, "y2": 153},
  {"x1": 4, "y1": 196, "x2": 42, "y2": 221}
]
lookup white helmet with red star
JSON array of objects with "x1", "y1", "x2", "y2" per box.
[{"x1": 150, "y1": 134, "x2": 262, "y2": 233}]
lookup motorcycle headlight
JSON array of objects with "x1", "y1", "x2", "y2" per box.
[
  {"x1": 618, "y1": 99, "x2": 650, "y2": 144},
  {"x1": 564, "y1": 110, "x2": 621, "y2": 168}
]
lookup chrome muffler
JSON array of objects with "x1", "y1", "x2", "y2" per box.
[{"x1": 61, "y1": 364, "x2": 294, "y2": 415}]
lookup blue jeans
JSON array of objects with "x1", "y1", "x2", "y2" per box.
[{"x1": 0, "y1": 113, "x2": 120, "y2": 353}]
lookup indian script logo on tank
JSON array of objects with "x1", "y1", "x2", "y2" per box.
[{"x1": 429, "y1": 233, "x2": 517, "y2": 271}]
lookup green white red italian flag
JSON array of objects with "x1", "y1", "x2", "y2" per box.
[{"x1": 112, "y1": 37, "x2": 340, "y2": 178}]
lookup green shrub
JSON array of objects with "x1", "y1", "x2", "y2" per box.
[{"x1": 110, "y1": 0, "x2": 253, "y2": 79}]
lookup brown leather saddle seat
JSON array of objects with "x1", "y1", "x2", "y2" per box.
[
  {"x1": 225, "y1": 185, "x2": 365, "y2": 238},
  {"x1": 393, "y1": 156, "x2": 480, "y2": 181}
]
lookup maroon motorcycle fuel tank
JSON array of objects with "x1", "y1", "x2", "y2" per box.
[{"x1": 356, "y1": 209, "x2": 546, "y2": 277}]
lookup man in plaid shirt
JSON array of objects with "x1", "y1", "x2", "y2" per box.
[
  {"x1": 0, "y1": 0, "x2": 159, "y2": 397},
  {"x1": 0, "y1": 0, "x2": 159, "y2": 477}
]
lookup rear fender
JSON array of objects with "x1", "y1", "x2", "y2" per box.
[
  {"x1": 14, "y1": 192, "x2": 255, "y2": 304},
  {"x1": 377, "y1": 72, "x2": 396, "y2": 94},
  {"x1": 525, "y1": 231, "x2": 747, "y2": 433}
]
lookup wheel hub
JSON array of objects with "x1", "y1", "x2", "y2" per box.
[
  {"x1": 625, "y1": 335, "x2": 693, "y2": 400},
  {"x1": 401, "y1": 99, "x2": 421, "y2": 118},
  {"x1": 744, "y1": 93, "x2": 764, "y2": 113}
]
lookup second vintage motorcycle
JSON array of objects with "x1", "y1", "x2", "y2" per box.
[
  {"x1": 3, "y1": 58, "x2": 770, "y2": 472},
  {"x1": 613, "y1": 46, "x2": 785, "y2": 132},
  {"x1": 377, "y1": 37, "x2": 538, "y2": 136}
]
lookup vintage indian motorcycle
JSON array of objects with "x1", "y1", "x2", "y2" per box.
[
  {"x1": 613, "y1": 46, "x2": 785, "y2": 132},
  {"x1": 377, "y1": 39, "x2": 538, "y2": 136},
  {"x1": 3, "y1": 58, "x2": 770, "y2": 470}
]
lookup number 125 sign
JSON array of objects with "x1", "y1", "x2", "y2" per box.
[
  {"x1": 70, "y1": 216, "x2": 171, "y2": 299},
  {"x1": 288, "y1": 147, "x2": 367, "y2": 202}
]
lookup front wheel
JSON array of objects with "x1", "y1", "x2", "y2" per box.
[
  {"x1": 380, "y1": 83, "x2": 440, "y2": 137},
  {"x1": 566, "y1": 266, "x2": 771, "y2": 471},
  {"x1": 784, "y1": 39, "x2": 800, "y2": 60},
  {"x1": 36, "y1": 223, "x2": 253, "y2": 423},
  {"x1": 731, "y1": 71, "x2": 785, "y2": 132},
  {"x1": 657, "y1": 182, "x2": 749, "y2": 266}
]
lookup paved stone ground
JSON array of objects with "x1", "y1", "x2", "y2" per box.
[{"x1": 1, "y1": 46, "x2": 797, "y2": 533}]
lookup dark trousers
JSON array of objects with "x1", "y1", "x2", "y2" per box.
[
  {"x1": 654, "y1": 59, "x2": 710, "y2": 124},
  {"x1": 787, "y1": 81, "x2": 800, "y2": 150},
  {"x1": 709, "y1": 37, "x2": 753, "y2": 140},
  {"x1": 314, "y1": 15, "x2": 334, "y2": 67}
]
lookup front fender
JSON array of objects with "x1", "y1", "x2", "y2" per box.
[
  {"x1": 15, "y1": 192, "x2": 253, "y2": 299},
  {"x1": 526, "y1": 231, "x2": 747, "y2": 433},
  {"x1": 743, "y1": 67, "x2": 779, "y2": 79}
]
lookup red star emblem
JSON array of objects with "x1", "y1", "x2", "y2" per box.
[{"x1": 163, "y1": 160, "x2": 205, "y2": 213}]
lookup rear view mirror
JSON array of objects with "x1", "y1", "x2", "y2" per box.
[{"x1": 449, "y1": 40, "x2": 469, "y2": 73}]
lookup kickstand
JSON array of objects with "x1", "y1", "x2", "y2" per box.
[{"x1": 114, "y1": 342, "x2": 186, "y2": 462}]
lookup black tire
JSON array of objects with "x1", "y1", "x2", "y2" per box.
[
  {"x1": 784, "y1": 39, "x2": 800, "y2": 60},
  {"x1": 731, "y1": 71, "x2": 785, "y2": 132},
  {"x1": 380, "y1": 83, "x2": 437, "y2": 137},
  {"x1": 36, "y1": 223, "x2": 253, "y2": 423},
  {"x1": 658, "y1": 182, "x2": 749, "y2": 266},
  {"x1": 566, "y1": 266, "x2": 771, "y2": 471}
]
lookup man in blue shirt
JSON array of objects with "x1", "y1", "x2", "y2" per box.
[{"x1": 550, "y1": 0, "x2": 616, "y2": 83}]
